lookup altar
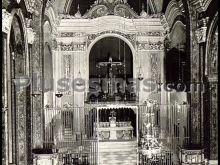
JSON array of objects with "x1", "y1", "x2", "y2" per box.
[
  {"x1": 96, "y1": 122, "x2": 134, "y2": 140},
  {"x1": 94, "y1": 109, "x2": 135, "y2": 140}
]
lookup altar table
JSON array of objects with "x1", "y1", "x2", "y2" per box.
[{"x1": 95, "y1": 122, "x2": 134, "y2": 140}]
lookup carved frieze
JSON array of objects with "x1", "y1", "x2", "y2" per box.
[
  {"x1": 59, "y1": 42, "x2": 86, "y2": 51},
  {"x1": 195, "y1": 27, "x2": 207, "y2": 43},
  {"x1": 87, "y1": 30, "x2": 135, "y2": 47},
  {"x1": 137, "y1": 31, "x2": 162, "y2": 37},
  {"x1": 137, "y1": 41, "x2": 164, "y2": 50},
  {"x1": 60, "y1": 32, "x2": 86, "y2": 37},
  {"x1": 2, "y1": 9, "x2": 13, "y2": 33}
]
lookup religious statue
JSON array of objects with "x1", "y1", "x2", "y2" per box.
[
  {"x1": 97, "y1": 53, "x2": 123, "y2": 97},
  {"x1": 109, "y1": 110, "x2": 116, "y2": 127}
]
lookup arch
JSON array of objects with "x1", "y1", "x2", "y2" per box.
[
  {"x1": 86, "y1": 34, "x2": 136, "y2": 101},
  {"x1": 8, "y1": 9, "x2": 29, "y2": 75},
  {"x1": 63, "y1": 0, "x2": 73, "y2": 14},
  {"x1": 45, "y1": 5, "x2": 57, "y2": 28},
  {"x1": 169, "y1": 21, "x2": 186, "y2": 49},
  {"x1": 205, "y1": 12, "x2": 218, "y2": 76},
  {"x1": 165, "y1": 0, "x2": 184, "y2": 28},
  {"x1": 6, "y1": 8, "x2": 30, "y2": 165},
  {"x1": 87, "y1": 33, "x2": 136, "y2": 68}
]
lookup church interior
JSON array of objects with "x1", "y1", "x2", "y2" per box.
[{"x1": 2, "y1": 0, "x2": 218, "y2": 164}]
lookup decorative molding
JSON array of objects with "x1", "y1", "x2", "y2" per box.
[
  {"x1": 59, "y1": 0, "x2": 162, "y2": 20},
  {"x1": 2, "y1": 9, "x2": 13, "y2": 33},
  {"x1": 87, "y1": 30, "x2": 135, "y2": 47},
  {"x1": 83, "y1": 0, "x2": 139, "y2": 19},
  {"x1": 150, "y1": 54, "x2": 160, "y2": 82},
  {"x1": 205, "y1": 12, "x2": 218, "y2": 77},
  {"x1": 24, "y1": 0, "x2": 37, "y2": 14},
  {"x1": 160, "y1": 14, "x2": 170, "y2": 35},
  {"x1": 60, "y1": 32, "x2": 86, "y2": 37},
  {"x1": 137, "y1": 41, "x2": 164, "y2": 50},
  {"x1": 59, "y1": 42, "x2": 86, "y2": 51},
  {"x1": 17, "y1": 90, "x2": 27, "y2": 165},
  {"x1": 63, "y1": 55, "x2": 71, "y2": 78},
  {"x1": 164, "y1": 0, "x2": 184, "y2": 30},
  {"x1": 137, "y1": 31, "x2": 162, "y2": 37}
]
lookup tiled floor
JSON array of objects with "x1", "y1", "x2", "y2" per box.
[{"x1": 98, "y1": 140, "x2": 137, "y2": 165}]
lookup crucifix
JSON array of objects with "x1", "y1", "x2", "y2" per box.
[{"x1": 97, "y1": 54, "x2": 123, "y2": 96}]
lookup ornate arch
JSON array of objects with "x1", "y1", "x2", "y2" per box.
[
  {"x1": 6, "y1": 8, "x2": 30, "y2": 165},
  {"x1": 165, "y1": 0, "x2": 185, "y2": 28},
  {"x1": 205, "y1": 12, "x2": 218, "y2": 77},
  {"x1": 45, "y1": 6, "x2": 59, "y2": 39}
]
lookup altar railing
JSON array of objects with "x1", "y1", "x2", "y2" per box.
[{"x1": 43, "y1": 103, "x2": 190, "y2": 164}]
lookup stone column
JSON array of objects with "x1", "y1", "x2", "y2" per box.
[
  {"x1": 27, "y1": 17, "x2": 37, "y2": 165},
  {"x1": 188, "y1": 1, "x2": 202, "y2": 145},
  {"x1": 31, "y1": 0, "x2": 44, "y2": 149},
  {"x1": 195, "y1": 17, "x2": 208, "y2": 148},
  {"x1": 2, "y1": 9, "x2": 13, "y2": 164}
]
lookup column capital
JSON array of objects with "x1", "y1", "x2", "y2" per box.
[
  {"x1": 2, "y1": 9, "x2": 13, "y2": 34},
  {"x1": 198, "y1": 17, "x2": 209, "y2": 27},
  {"x1": 27, "y1": 27, "x2": 36, "y2": 44},
  {"x1": 195, "y1": 27, "x2": 207, "y2": 43}
]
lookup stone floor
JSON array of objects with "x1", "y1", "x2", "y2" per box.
[{"x1": 98, "y1": 140, "x2": 137, "y2": 165}]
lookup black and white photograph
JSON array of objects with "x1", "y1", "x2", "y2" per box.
[{"x1": 2, "y1": 0, "x2": 218, "y2": 164}]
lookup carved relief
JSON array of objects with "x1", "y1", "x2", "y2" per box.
[
  {"x1": 87, "y1": 30, "x2": 135, "y2": 47},
  {"x1": 60, "y1": 32, "x2": 86, "y2": 37},
  {"x1": 137, "y1": 41, "x2": 164, "y2": 50},
  {"x1": 83, "y1": 1, "x2": 139, "y2": 19},
  {"x1": 2, "y1": 9, "x2": 13, "y2": 33},
  {"x1": 59, "y1": 42, "x2": 85, "y2": 51},
  {"x1": 150, "y1": 54, "x2": 160, "y2": 82},
  {"x1": 137, "y1": 31, "x2": 162, "y2": 36},
  {"x1": 63, "y1": 55, "x2": 71, "y2": 78}
]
